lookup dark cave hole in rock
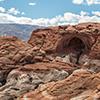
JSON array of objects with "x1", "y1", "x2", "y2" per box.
[
  {"x1": 67, "y1": 37, "x2": 85, "y2": 64},
  {"x1": 68, "y1": 37, "x2": 85, "y2": 52},
  {"x1": 0, "y1": 78, "x2": 6, "y2": 86}
]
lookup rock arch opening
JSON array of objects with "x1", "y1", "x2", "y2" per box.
[
  {"x1": 68, "y1": 37, "x2": 85, "y2": 53},
  {"x1": 56, "y1": 37, "x2": 87, "y2": 64},
  {"x1": 67, "y1": 37, "x2": 85, "y2": 64}
]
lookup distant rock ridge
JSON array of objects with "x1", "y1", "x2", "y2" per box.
[
  {"x1": 0, "y1": 22, "x2": 100, "y2": 100},
  {"x1": 0, "y1": 23, "x2": 41, "y2": 40}
]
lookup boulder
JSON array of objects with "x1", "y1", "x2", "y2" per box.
[
  {"x1": 0, "y1": 62, "x2": 71, "y2": 99},
  {"x1": 20, "y1": 69, "x2": 100, "y2": 100},
  {"x1": 28, "y1": 23, "x2": 100, "y2": 65},
  {"x1": 0, "y1": 36, "x2": 46, "y2": 87}
]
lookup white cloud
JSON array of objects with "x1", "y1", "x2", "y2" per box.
[
  {"x1": 21, "y1": 12, "x2": 25, "y2": 15},
  {"x1": 0, "y1": 7, "x2": 5, "y2": 12},
  {"x1": 72, "y1": 0, "x2": 84, "y2": 5},
  {"x1": 0, "y1": 11, "x2": 100, "y2": 26},
  {"x1": 72, "y1": 0, "x2": 100, "y2": 5},
  {"x1": 92, "y1": 11, "x2": 100, "y2": 16},
  {"x1": 0, "y1": 7, "x2": 25, "y2": 15},
  {"x1": 8, "y1": 8, "x2": 20, "y2": 15},
  {"x1": 86, "y1": 0, "x2": 100, "y2": 5},
  {"x1": 80, "y1": 11, "x2": 89, "y2": 16},
  {"x1": 0, "y1": 13, "x2": 34, "y2": 24},
  {"x1": 29, "y1": 2, "x2": 36, "y2": 6}
]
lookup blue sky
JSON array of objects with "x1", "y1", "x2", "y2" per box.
[{"x1": 0, "y1": 0, "x2": 100, "y2": 26}]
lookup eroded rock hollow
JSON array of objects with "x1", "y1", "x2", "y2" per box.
[{"x1": 0, "y1": 23, "x2": 100, "y2": 100}]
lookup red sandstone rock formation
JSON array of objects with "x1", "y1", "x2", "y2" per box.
[
  {"x1": 28, "y1": 23, "x2": 100, "y2": 58},
  {"x1": 0, "y1": 62, "x2": 71, "y2": 99},
  {"x1": 0, "y1": 23, "x2": 100, "y2": 100},
  {"x1": 20, "y1": 69, "x2": 100, "y2": 100},
  {"x1": 0, "y1": 36, "x2": 47, "y2": 66},
  {"x1": 0, "y1": 36, "x2": 46, "y2": 88},
  {"x1": 0, "y1": 36, "x2": 32, "y2": 65}
]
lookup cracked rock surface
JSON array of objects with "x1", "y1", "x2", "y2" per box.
[{"x1": 0, "y1": 22, "x2": 100, "y2": 100}]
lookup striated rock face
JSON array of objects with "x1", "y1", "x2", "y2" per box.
[
  {"x1": 28, "y1": 23, "x2": 100, "y2": 66},
  {"x1": 0, "y1": 36, "x2": 32, "y2": 66},
  {"x1": 28, "y1": 23, "x2": 99, "y2": 55},
  {"x1": 0, "y1": 62, "x2": 70, "y2": 99},
  {"x1": 0, "y1": 36, "x2": 46, "y2": 87},
  {"x1": 20, "y1": 69, "x2": 100, "y2": 100},
  {"x1": 0, "y1": 36, "x2": 46, "y2": 66},
  {"x1": 0, "y1": 22, "x2": 100, "y2": 100}
]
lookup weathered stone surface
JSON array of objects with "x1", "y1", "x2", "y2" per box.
[
  {"x1": 0, "y1": 62, "x2": 70, "y2": 99},
  {"x1": 0, "y1": 22, "x2": 100, "y2": 100},
  {"x1": 28, "y1": 23, "x2": 100, "y2": 56},
  {"x1": 89, "y1": 36, "x2": 100, "y2": 59},
  {"x1": 20, "y1": 69, "x2": 100, "y2": 100},
  {"x1": 0, "y1": 36, "x2": 46, "y2": 66},
  {"x1": 0, "y1": 36, "x2": 46, "y2": 87}
]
